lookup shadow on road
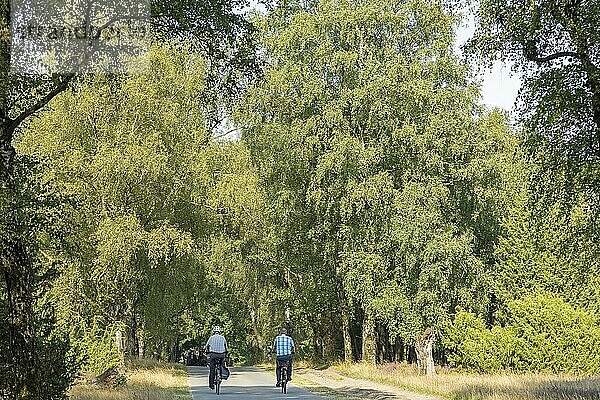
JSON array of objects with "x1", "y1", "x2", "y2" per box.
[{"x1": 188, "y1": 366, "x2": 325, "y2": 399}]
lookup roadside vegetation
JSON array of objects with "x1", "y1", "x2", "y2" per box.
[
  {"x1": 332, "y1": 363, "x2": 600, "y2": 400},
  {"x1": 69, "y1": 360, "x2": 190, "y2": 400}
]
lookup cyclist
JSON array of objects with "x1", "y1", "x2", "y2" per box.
[
  {"x1": 273, "y1": 328, "x2": 294, "y2": 387},
  {"x1": 204, "y1": 326, "x2": 228, "y2": 390}
]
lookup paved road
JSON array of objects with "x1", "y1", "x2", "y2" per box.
[{"x1": 187, "y1": 366, "x2": 327, "y2": 399}]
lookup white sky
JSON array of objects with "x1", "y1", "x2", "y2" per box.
[{"x1": 454, "y1": 14, "x2": 522, "y2": 113}]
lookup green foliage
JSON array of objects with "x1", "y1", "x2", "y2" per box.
[
  {"x1": 467, "y1": 0, "x2": 600, "y2": 158},
  {"x1": 73, "y1": 321, "x2": 124, "y2": 379},
  {"x1": 468, "y1": 3, "x2": 600, "y2": 318},
  {"x1": 1, "y1": 0, "x2": 260, "y2": 395},
  {"x1": 17, "y1": 42, "x2": 271, "y2": 371},
  {"x1": 17, "y1": 43, "x2": 211, "y2": 365},
  {"x1": 445, "y1": 294, "x2": 600, "y2": 374},
  {"x1": 467, "y1": 2, "x2": 600, "y2": 378},
  {"x1": 151, "y1": 0, "x2": 261, "y2": 127},
  {"x1": 0, "y1": 156, "x2": 79, "y2": 399},
  {"x1": 239, "y1": 0, "x2": 519, "y2": 359},
  {"x1": 5, "y1": 0, "x2": 598, "y2": 379},
  {"x1": 509, "y1": 294, "x2": 600, "y2": 374},
  {"x1": 444, "y1": 310, "x2": 520, "y2": 372},
  {"x1": 495, "y1": 154, "x2": 600, "y2": 314}
]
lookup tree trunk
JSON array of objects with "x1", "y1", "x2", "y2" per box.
[
  {"x1": 376, "y1": 322, "x2": 390, "y2": 363},
  {"x1": 311, "y1": 328, "x2": 321, "y2": 360},
  {"x1": 249, "y1": 308, "x2": 264, "y2": 358},
  {"x1": 125, "y1": 308, "x2": 139, "y2": 357},
  {"x1": 137, "y1": 323, "x2": 145, "y2": 358},
  {"x1": 170, "y1": 338, "x2": 180, "y2": 363},
  {"x1": 333, "y1": 267, "x2": 354, "y2": 362},
  {"x1": 2, "y1": 14, "x2": 35, "y2": 389},
  {"x1": 1, "y1": 119, "x2": 39, "y2": 398},
  {"x1": 342, "y1": 309, "x2": 353, "y2": 362},
  {"x1": 1, "y1": 5, "x2": 75, "y2": 396},
  {"x1": 324, "y1": 329, "x2": 336, "y2": 359},
  {"x1": 2, "y1": 236, "x2": 37, "y2": 398},
  {"x1": 361, "y1": 312, "x2": 376, "y2": 364},
  {"x1": 115, "y1": 329, "x2": 126, "y2": 368},
  {"x1": 415, "y1": 328, "x2": 436, "y2": 376},
  {"x1": 563, "y1": 17, "x2": 600, "y2": 152},
  {"x1": 396, "y1": 340, "x2": 403, "y2": 362}
]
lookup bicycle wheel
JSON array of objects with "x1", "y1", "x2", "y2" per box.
[
  {"x1": 215, "y1": 362, "x2": 222, "y2": 395},
  {"x1": 281, "y1": 367, "x2": 287, "y2": 394}
]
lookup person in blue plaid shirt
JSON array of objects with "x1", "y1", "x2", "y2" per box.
[{"x1": 273, "y1": 328, "x2": 295, "y2": 386}]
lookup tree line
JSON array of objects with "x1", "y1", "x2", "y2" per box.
[{"x1": 1, "y1": 0, "x2": 599, "y2": 398}]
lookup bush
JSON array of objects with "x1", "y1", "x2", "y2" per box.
[
  {"x1": 73, "y1": 321, "x2": 124, "y2": 380},
  {"x1": 444, "y1": 294, "x2": 600, "y2": 374},
  {"x1": 508, "y1": 294, "x2": 600, "y2": 373},
  {"x1": 444, "y1": 309, "x2": 522, "y2": 372}
]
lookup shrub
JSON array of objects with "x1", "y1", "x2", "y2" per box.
[
  {"x1": 444, "y1": 294, "x2": 600, "y2": 374},
  {"x1": 0, "y1": 305, "x2": 79, "y2": 400},
  {"x1": 73, "y1": 321, "x2": 124, "y2": 380},
  {"x1": 444, "y1": 309, "x2": 521, "y2": 372},
  {"x1": 508, "y1": 294, "x2": 600, "y2": 373}
]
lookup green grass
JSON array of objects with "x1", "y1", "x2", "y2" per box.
[{"x1": 69, "y1": 360, "x2": 191, "y2": 400}]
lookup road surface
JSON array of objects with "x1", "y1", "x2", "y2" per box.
[{"x1": 187, "y1": 365, "x2": 327, "y2": 399}]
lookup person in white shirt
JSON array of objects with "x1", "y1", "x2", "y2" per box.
[{"x1": 204, "y1": 326, "x2": 228, "y2": 389}]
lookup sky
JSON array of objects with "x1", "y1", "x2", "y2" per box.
[{"x1": 454, "y1": 15, "x2": 522, "y2": 113}]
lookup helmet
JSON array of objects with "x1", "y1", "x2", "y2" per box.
[{"x1": 213, "y1": 325, "x2": 221, "y2": 333}]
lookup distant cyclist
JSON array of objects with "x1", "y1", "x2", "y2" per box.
[
  {"x1": 204, "y1": 326, "x2": 228, "y2": 390},
  {"x1": 273, "y1": 328, "x2": 295, "y2": 387}
]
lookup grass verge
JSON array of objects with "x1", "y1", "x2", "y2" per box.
[
  {"x1": 333, "y1": 362, "x2": 600, "y2": 400},
  {"x1": 69, "y1": 359, "x2": 191, "y2": 400},
  {"x1": 292, "y1": 374, "x2": 359, "y2": 400}
]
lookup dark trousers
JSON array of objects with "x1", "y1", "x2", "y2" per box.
[
  {"x1": 209, "y1": 352, "x2": 226, "y2": 387},
  {"x1": 276, "y1": 355, "x2": 293, "y2": 382}
]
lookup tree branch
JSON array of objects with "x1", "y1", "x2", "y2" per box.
[
  {"x1": 526, "y1": 50, "x2": 580, "y2": 64},
  {"x1": 214, "y1": 126, "x2": 244, "y2": 139},
  {"x1": 10, "y1": 74, "x2": 74, "y2": 130},
  {"x1": 97, "y1": 13, "x2": 150, "y2": 34},
  {"x1": 6, "y1": 12, "x2": 145, "y2": 132}
]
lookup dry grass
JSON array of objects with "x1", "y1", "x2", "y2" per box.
[
  {"x1": 292, "y1": 375, "x2": 360, "y2": 400},
  {"x1": 333, "y1": 362, "x2": 600, "y2": 400},
  {"x1": 69, "y1": 360, "x2": 190, "y2": 400}
]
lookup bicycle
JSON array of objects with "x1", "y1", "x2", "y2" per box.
[
  {"x1": 213, "y1": 357, "x2": 223, "y2": 395},
  {"x1": 278, "y1": 358, "x2": 290, "y2": 394}
]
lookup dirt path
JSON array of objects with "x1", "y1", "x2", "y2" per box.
[{"x1": 295, "y1": 367, "x2": 443, "y2": 400}]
